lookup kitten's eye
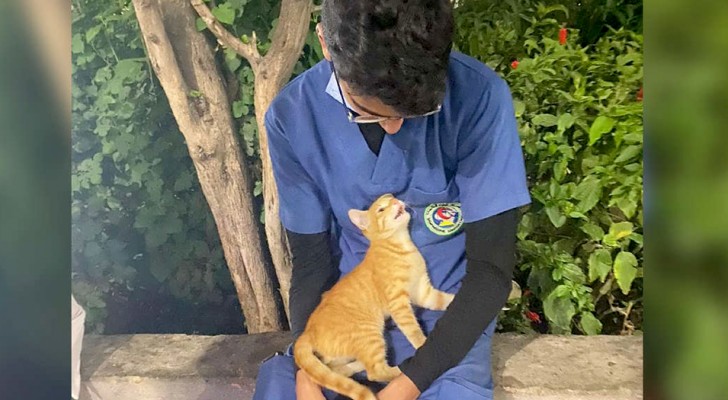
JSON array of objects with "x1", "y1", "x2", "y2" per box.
[{"x1": 377, "y1": 207, "x2": 385, "y2": 213}]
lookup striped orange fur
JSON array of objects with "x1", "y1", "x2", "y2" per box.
[{"x1": 293, "y1": 194, "x2": 455, "y2": 400}]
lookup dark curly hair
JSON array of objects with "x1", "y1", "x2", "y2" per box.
[{"x1": 321, "y1": 0, "x2": 454, "y2": 116}]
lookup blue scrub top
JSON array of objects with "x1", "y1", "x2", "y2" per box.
[{"x1": 266, "y1": 51, "x2": 531, "y2": 295}]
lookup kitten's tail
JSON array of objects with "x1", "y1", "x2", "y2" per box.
[{"x1": 293, "y1": 334, "x2": 375, "y2": 400}]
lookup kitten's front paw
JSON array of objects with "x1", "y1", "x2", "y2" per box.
[
  {"x1": 411, "y1": 334, "x2": 426, "y2": 349},
  {"x1": 442, "y1": 293, "x2": 455, "y2": 308}
]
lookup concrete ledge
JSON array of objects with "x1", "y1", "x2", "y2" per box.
[{"x1": 80, "y1": 333, "x2": 642, "y2": 400}]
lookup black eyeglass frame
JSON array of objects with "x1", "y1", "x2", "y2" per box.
[{"x1": 329, "y1": 61, "x2": 442, "y2": 124}]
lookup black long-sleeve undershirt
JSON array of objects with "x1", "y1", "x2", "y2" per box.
[
  {"x1": 288, "y1": 231, "x2": 340, "y2": 340},
  {"x1": 398, "y1": 209, "x2": 518, "y2": 391}
]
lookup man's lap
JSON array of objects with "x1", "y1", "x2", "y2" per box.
[{"x1": 252, "y1": 322, "x2": 494, "y2": 400}]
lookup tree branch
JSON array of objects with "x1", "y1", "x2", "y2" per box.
[
  {"x1": 132, "y1": 0, "x2": 192, "y2": 121},
  {"x1": 190, "y1": 0, "x2": 260, "y2": 65},
  {"x1": 263, "y1": 0, "x2": 314, "y2": 88}
]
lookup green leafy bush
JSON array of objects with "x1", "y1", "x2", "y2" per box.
[
  {"x1": 456, "y1": 3, "x2": 643, "y2": 334},
  {"x1": 72, "y1": 0, "x2": 230, "y2": 332}
]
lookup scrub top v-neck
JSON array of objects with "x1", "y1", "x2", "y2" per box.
[
  {"x1": 265, "y1": 52, "x2": 531, "y2": 293},
  {"x1": 359, "y1": 123, "x2": 386, "y2": 156}
]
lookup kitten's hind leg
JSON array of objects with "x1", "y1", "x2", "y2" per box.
[
  {"x1": 356, "y1": 337, "x2": 402, "y2": 382},
  {"x1": 411, "y1": 275, "x2": 454, "y2": 311}
]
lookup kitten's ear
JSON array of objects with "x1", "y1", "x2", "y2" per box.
[{"x1": 348, "y1": 209, "x2": 370, "y2": 231}]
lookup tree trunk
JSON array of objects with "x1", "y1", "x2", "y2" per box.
[
  {"x1": 132, "y1": 0, "x2": 284, "y2": 333},
  {"x1": 250, "y1": 0, "x2": 313, "y2": 324},
  {"x1": 191, "y1": 0, "x2": 313, "y2": 323}
]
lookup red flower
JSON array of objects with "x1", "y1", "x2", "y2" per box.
[
  {"x1": 525, "y1": 310, "x2": 541, "y2": 323},
  {"x1": 511, "y1": 60, "x2": 519, "y2": 69},
  {"x1": 637, "y1": 87, "x2": 643, "y2": 102},
  {"x1": 559, "y1": 27, "x2": 568, "y2": 45}
]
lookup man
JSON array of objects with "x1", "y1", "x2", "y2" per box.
[{"x1": 253, "y1": 0, "x2": 530, "y2": 399}]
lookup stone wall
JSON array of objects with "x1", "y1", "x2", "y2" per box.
[{"x1": 80, "y1": 333, "x2": 643, "y2": 399}]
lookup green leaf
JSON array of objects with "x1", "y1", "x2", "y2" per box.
[
  {"x1": 212, "y1": 3, "x2": 236, "y2": 25},
  {"x1": 196, "y1": 17, "x2": 208, "y2": 31},
  {"x1": 553, "y1": 158, "x2": 568, "y2": 181},
  {"x1": 532, "y1": 114, "x2": 558, "y2": 127},
  {"x1": 548, "y1": 180, "x2": 561, "y2": 198},
  {"x1": 589, "y1": 116, "x2": 616, "y2": 145},
  {"x1": 561, "y1": 262, "x2": 586, "y2": 284},
  {"x1": 86, "y1": 25, "x2": 102, "y2": 42},
  {"x1": 72, "y1": 33, "x2": 85, "y2": 54},
  {"x1": 150, "y1": 260, "x2": 174, "y2": 282},
  {"x1": 114, "y1": 59, "x2": 143, "y2": 80},
  {"x1": 581, "y1": 222, "x2": 604, "y2": 241},
  {"x1": 513, "y1": 100, "x2": 526, "y2": 117},
  {"x1": 573, "y1": 177, "x2": 602, "y2": 213},
  {"x1": 253, "y1": 180, "x2": 263, "y2": 196},
  {"x1": 624, "y1": 163, "x2": 642, "y2": 172},
  {"x1": 545, "y1": 205, "x2": 566, "y2": 228},
  {"x1": 225, "y1": 53, "x2": 241, "y2": 72},
  {"x1": 580, "y1": 312, "x2": 602, "y2": 335},
  {"x1": 557, "y1": 113, "x2": 576, "y2": 132},
  {"x1": 517, "y1": 213, "x2": 533, "y2": 240},
  {"x1": 226, "y1": 0, "x2": 250, "y2": 9},
  {"x1": 84, "y1": 242, "x2": 103, "y2": 259},
  {"x1": 588, "y1": 249, "x2": 612, "y2": 282},
  {"x1": 543, "y1": 287, "x2": 576, "y2": 332},
  {"x1": 161, "y1": 215, "x2": 183, "y2": 235},
  {"x1": 527, "y1": 266, "x2": 556, "y2": 297},
  {"x1": 613, "y1": 251, "x2": 638, "y2": 294},
  {"x1": 629, "y1": 233, "x2": 644, "y2": 247},
  {"x1": 615, "y1": 145, "x2": 641, "y2": 163},
  {"x1": 603, "y1": 222, "x2": 634, "y2": 246},
  {"x1": 145, "y1": 228, "x2": 169, "y2": 248},
  {"x1": 232, "y1": 100, "x2": 248, "y2": 118},
  {"x1": 616, "y1": 197, "x2": 637, "y2": 219},
  {"x1": 623, "y1": 133, "x2": 643, "y2": 143},
  {"x1": 174, "y1": 171, "x2": 193, "y2": 192}
]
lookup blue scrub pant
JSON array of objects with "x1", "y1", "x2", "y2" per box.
[{"x1": 253, "y1": 317, "x2": 496, "y2": 400}]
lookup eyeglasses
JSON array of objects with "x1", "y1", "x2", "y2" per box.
[{"x1": 330, "y1": 62, "x2": 442, "y2": 124}]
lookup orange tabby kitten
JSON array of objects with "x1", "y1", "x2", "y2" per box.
[{"x1": 293, "y1": 194, "x2": 455, "y2": 400}]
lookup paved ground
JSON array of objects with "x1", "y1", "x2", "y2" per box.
[{"x1": 80, "y1": 332, "x2": 643, "y2": 399}]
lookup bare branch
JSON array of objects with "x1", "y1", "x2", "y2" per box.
[{"x1": 190, "y1": 0, "x2": 261, "y2": 65}]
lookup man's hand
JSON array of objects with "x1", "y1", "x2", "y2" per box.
[
  {"x1": 377, "y1": 373, "x2": 421, "y2": 400},
  {"x1": 296, "y1": 369, "x2": 325, "y2": 400}
]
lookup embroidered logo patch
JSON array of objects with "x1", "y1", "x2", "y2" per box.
[{"x1": 424, "y1": 203, "x2": 463, "y2": 235}]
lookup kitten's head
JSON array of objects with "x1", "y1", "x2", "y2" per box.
[{"x1": 348, "y1": 194, "x2": 410, "y2": 240}]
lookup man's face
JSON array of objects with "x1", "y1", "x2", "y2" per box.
[
  {"x1": 317, "y1": 24, "x2": 404, "y2": 134},
  {"x1": 337, "y1": 80, "x2": 405, "y2": 134}
]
